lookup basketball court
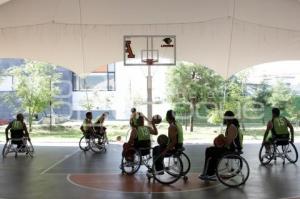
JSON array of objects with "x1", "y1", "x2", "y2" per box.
[
  {"x1": 1, "y1": 1, "x2": 300, "y2": 199},
  {"x1": 0, "y1": 143, "x2": 299, "y2": 199}
]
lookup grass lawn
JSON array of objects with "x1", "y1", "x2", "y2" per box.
[{"x1": 1, "y1": 121, "x2": 300, "y2": 143}]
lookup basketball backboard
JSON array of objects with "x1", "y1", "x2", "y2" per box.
[{"x1": 124, "y1": 35, "x2": 176, "y2": 66}]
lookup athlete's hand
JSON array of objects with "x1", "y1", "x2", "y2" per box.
[{"x1": 151, "y1": 120, "x2": 156, "y2": 125}]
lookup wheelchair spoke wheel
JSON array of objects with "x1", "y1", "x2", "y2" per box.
[
  {"x1": 79, "y1": 136, "x2": 90, "y2": 151},
  {"x1": 2, "y1": 142, "x2": 10, "y2": 158},
  {"x1": 283, "y1": 142, "x2": 298, "y2": 163},
  {"x1": 216, "y1": 154, "x2": 250, "y2": 188},
  {"x1": 180, "y1": 152, "x2": 191, "y2": 176},
  {"x1": 26, "y1": 140, "x2": 34, "y2": 157},
  {"x1": 121, "y1": 149, "x2": 141, "y2": 175},
  {"x1": 259, "y1": 143, "x2": 274, "y2": 165},
  {"x1": 90, "y1": 137, "x2": 105, "y2": 153},
  {"x1": 153, "y1": 155, "x2": 183, "y2": 185}
]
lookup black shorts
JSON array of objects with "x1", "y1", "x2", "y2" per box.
[
  {"x1": 134, "y1": 140, "x2": 151, "y2": 156},
  {"x1": 10, "y1": 130, "x2": 25, "y2": 146}
]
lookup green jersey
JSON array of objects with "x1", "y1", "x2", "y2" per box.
[
  {"x1": 11, "y1": 120, "x2": 24, "y2": 130},
  {"x1": 272, "y1": 116, "x2": 289, "y2": 135},
  {"x1": 175, "y1": 121, "x2": 184, "y2": 144},
  {"x1": 82, "y1": 118, "x2": 92, "y2": 132},
  {"x1": 137, "y1": 126, "x2": 150, "y2": 141}
]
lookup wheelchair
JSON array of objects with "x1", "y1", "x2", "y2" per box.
[
  {"x1": 120, "y1": 146, "x2": 189, "y2": 185},
  {"x1": 259, "y1": 137, "x2": 298, "y2": 165},
  {"x1": 79, "y1": 131, "x2": 107, "y2": 153},
  {"x1": 2, "y1": 137, "x2": 34, "y2": 158},
  {"x1": 216, "y1": 150, "x2": 250, "y2": 187},
  {"x1": 174, "y1": 147, "x2": 191, "y2": 181},
  {"x1": 202, "y1": 148, "x2": 250, "y2": 188}
]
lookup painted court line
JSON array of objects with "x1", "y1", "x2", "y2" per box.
[
  {"x1": 281, "y1": 196, "x2": 300, "y2": 199},
  {"x1": 66, "y1": 173, "x2": 221, "y2": 194},
  {"x1": 40, "y1": 149, "x2": 79, "y2": 175}
]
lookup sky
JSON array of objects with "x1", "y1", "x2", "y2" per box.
[{"x1": 244, "y1": 61, "x2": 300, "y2": 84}]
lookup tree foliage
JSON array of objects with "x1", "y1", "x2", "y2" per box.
[
  {"x1": 250, "y1": 80, "x2": 272, "y2": 124},
  {"x1": 206, "y1": 72, "x2": 253, "y2": 129},
  {"x1": 268, "y1": 81, "x2": 294, "y2": 110},
  {"x1": 8, "y1": 60, "x2": 62, "y2": 131},
  {"x1": 167, "y1": 62, "x2": 223, "y2": 131},
  {"x1": 252, "y1": 80, "x2": 272, "y2": 107}
]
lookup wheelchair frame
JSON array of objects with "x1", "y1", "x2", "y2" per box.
[
  {"x1": 202, "y1": 150, "x2": 250, "y2": 188},
  {"x1": 259, "y1": 138, "x2": 298, "y2": 165},
  {"x1": 2, "y1": 137, "x2": 34, "y2": 158},
  {"x1": 79, "y1": 132, "x2": 107, "y2": 153},
  {"x1": 120, "y1": 147, "x2": 190, "y2": 185}
]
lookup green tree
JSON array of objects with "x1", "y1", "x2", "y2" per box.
[
  {"x1": 8, "y1": 60, "x2": 62, "y2": 131},
  {"x1": 222, "y1": 72, "x2": 252, "y2": 130},
  {"x1": 251, "y1": 80, "x2": 272, "y2": 124},
  {"x1": 268, "y1": 81, "x2": 294, "y2": 111},
  {"x1": 268, "y1": 81, "x2": 297, "y2": 123},
  {"x1": 167, "y1": 62, "x2": 223, "y2": 132},
  {"x1": 208, "y1": 71, "x2": 252, "y2": 130}
]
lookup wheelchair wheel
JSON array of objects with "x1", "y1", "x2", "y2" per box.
[
  {"x1": 180, "y1": 152, "x2": 191, "y2": 176},
  {"x1": 283, "y1": 142, "x2": 298, "y2": 163},
  {"x1": 153, "y1": 155, "x2": 183, "y2": 185},
  {"x1": 121, "y1": 148, "x2": 142, "y2": 175},
  {"x1": 26, "y1": 140, "x2": 34, "y2": 157},
  {"x1": 79, "y1": 136, "x2": 90, "y2": 151},
  {"x1": 90, "y1": 136, "x2": 105, "y2": 153},
  {"x1": 2, "y1": 141, "x2": 10, "y2": 158},
  {"x1": 216, "y1": 154, "x2": 250, "y2": 188},
  {"x1": 259, "y1": 143, "x2": 274, "y2": 165}
]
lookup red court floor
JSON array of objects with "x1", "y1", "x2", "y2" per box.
[{"x1": 0, "y1": 143, "x2": 299, "y2": 199}]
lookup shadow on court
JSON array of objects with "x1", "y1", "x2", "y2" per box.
[{"x1": 0, "y1": 143, "x2": 299, "y2": 199}]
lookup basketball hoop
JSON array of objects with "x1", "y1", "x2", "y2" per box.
[
  {"x1": 123, "y1": 35, "x2": 176, "y2": 66},
  {"x1": 142, "y1": 59, "x2": 156, "y2": 65}
]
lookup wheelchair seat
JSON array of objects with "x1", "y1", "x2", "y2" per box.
[
  {"x1": 176, "y1": 147, "x2": 185, "y2": 152},
  {"x1": 233, "y1": 150, "x2": 243, "y2": 155},
  {"x1": 274, "y1": 138, "x2": 290, "y2": 146},
  {"x1": 138, "y1": 147, "x2": 151, "y2": 156},
  {"x1": 134, "y1": 140, "x2": 151, "y2": 156}
]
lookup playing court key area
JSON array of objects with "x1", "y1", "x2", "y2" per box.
[{"x1": 0, "y1": 143, "x2": 299, "y2": 199}]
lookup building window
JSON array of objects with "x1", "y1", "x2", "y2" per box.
[
  {"x1": 0, "y1": 75, "x2": 14, "y2": 91},
  {"x1": 72, "y1": 64, "x2": 116, "y2": 91}
]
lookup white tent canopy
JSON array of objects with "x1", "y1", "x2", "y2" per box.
[{"x1": 0, "y1": 0, "x2": 300, "y2": 78}]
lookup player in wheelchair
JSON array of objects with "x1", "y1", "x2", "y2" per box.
[
  {"x1": 152, "y1": 110, "x2": 184, "y2": 174},
  {"x1": 94, "y1": 112, "x2": 109, "y2": 145},
  {"x1": 129, "y1": 108, "x2": 151, "y2": 128},
  {"x1": 3, "y1": 113, "x2": 34, "y2": 158},
  {"x1": 121, "y1": 114, "x2": 158, "y2": 170},
  {"x1": 79, "y1": 112, "x2": 106, "y2": 153},
  {"x1": 199, "y1": 111, "x2": 250, "y2": 187},
  {"x1": 259, "y1": 108, "x2": 298, "y2": 165},
  {"x1": 80, "y1": 112, "x2": 95, "y2": 139}
]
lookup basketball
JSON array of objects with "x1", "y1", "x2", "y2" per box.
[
  {"x1": 157, "y1": 134, "x2": 169, "y2": 146},
  {"x1": 152, "y1": 114, "x2": 162, "y2": 124},
  {"x1": 116, "y1": 136, "x2": 121, "y2": 141},
  {"x1": 214, "y1": 134, "x2": 225, "y2": 147}
]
